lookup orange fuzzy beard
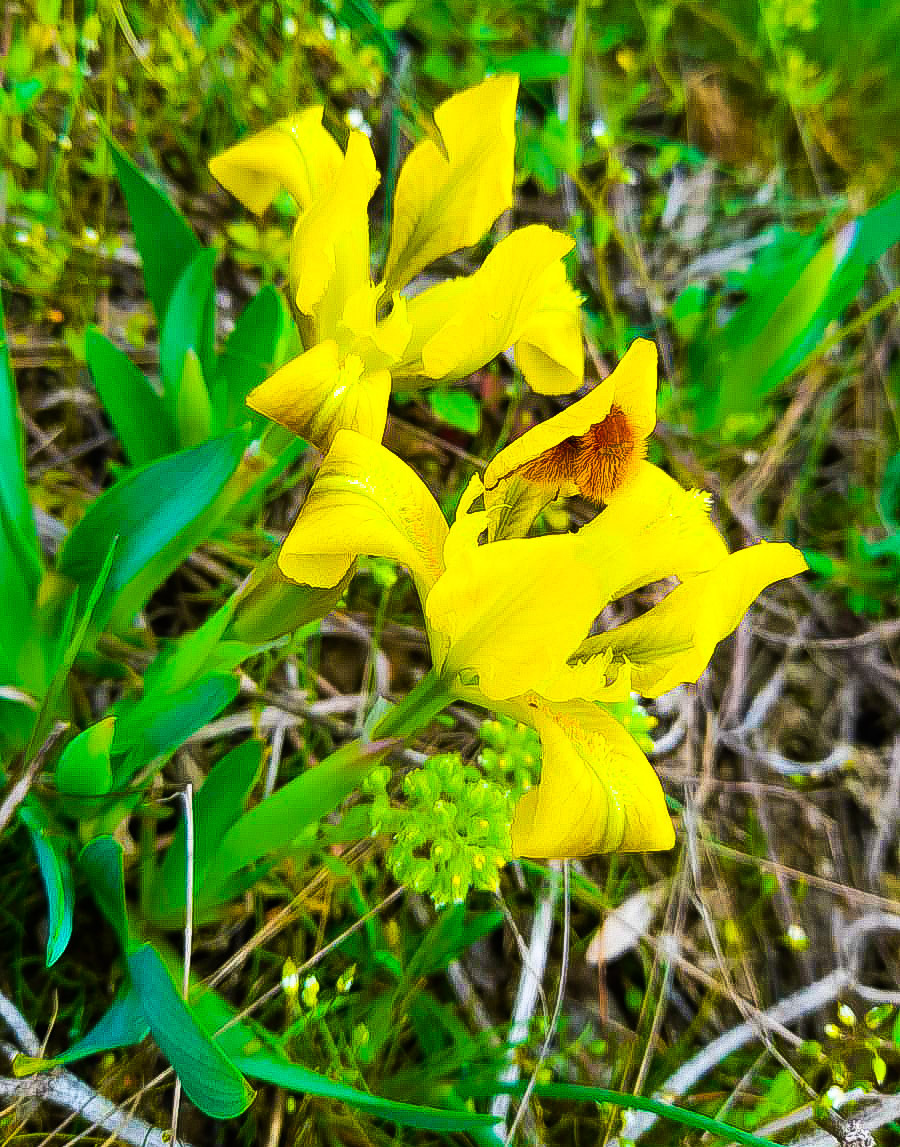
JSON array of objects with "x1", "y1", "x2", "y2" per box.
[{"x1": 515, "y1": 404, "x2": 643, "y2": 502}]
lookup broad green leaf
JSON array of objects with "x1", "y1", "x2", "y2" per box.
[
  {"x1": 695, "y1": 192, "x2": 900, "y2": 429},
  {"x1": 214, "y1": 739, "x2": 391, "y2": 877},
  {"x1": 149, "y1": 740, "x2": 263, "y2": 924},
  {"x1": 0, "y1": 299, "x2": 43, "y2": 704},
  {"x1": 0, "y1": 499, "x2": 43, "y2": 695},
  {"x1": 57, "y1": 431, "x2": 246, "y2": 630},
  {"x1": 0, "y1": 291, "x2": 41, "y2": 594},
  {"x1": 213, "y1": 284, "x2": 289, "y2": 429},
  {"x1": 19, "y1": 799, "x2": 73, "y2": 966},
  {"x1": 79, "y1": 835, "x2": 129, "y2": 948},
  {"x1": 112, "y1": 672, "x2": 240, "y2": 786},
  {"x1": 26, "y1": 539, "x2": 117, "y2": 759},
  {"x1": 55, "y1": 984, "x2": 149, "y2": 1064},
  {"x1": 84, "y1": 327, "x2": 174, "y2": 466},
  {"x1": 127, "y1": 943, "x2": 255, "y2": 1119},
  {"x1": 55, "y1": 716, "x2": 115, "y2": 797},
  {"x1": 193, "y1": 988, "x2": 501, "y2": 1133},
  {"x1": 110, "y1": 140, "x2": 202, "y2": 325},
  {"x1": 427, "y1": 388, "x2": 481, "y2": 434},
  {"x1": 159, "y1": 247, "x2": 218, "y2": 431}
]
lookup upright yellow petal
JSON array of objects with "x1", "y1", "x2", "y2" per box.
[
  {"x1": 395, "y1": 226, "x2": 576, "y2": 387},
  {"x1": 279, "y1": 430, "x2": 448, "y2": 604},
  {"x1": 383, "y1": 74, "x2": 518, "y2": 293},
  {"x1": 290, "y1": 131, "x2": 378, "y2": 338},
  {"x1": 484, "y1": 338, "x2": 657, "y2": 503},
  {"x1": 425, "y1": 530, "x2": 606, "y2": 701},
  {"x1": 209, "y1": 109, "x2": 343, "y2": 214},
  {"x1": 442, "y1": 474, "x2": 488, "y2": 570},
  {"x1": 579, "y1": 541, "x2": 808, "y2": 696},
  {"x1": 510, "y1": 701, "x2": 675, "y2": 858},
  {"x1": 246, "y1": 341, "x2": 390, "y2": 452},
  {"x1": 337, "y1": 284, "x2": 412, "y2": 369}
]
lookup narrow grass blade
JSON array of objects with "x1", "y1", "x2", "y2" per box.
[
  {"x1": 0, "y1": 290, "x2": 41, "y2": 593},
  {"x1": 458, "y1": 1080, "x2": 784, "y2": 1147}
]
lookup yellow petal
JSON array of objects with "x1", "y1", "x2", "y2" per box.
[
  {"x1": 510, "y1": 701, "x2": 675, "y2": 858},
  {"x1": 483, "y1": 338, "x2": 657, "y2": 502},
  {"x1": 209, "y1": 109, "x2": 343, "y2": 214},
  {"x1": 337, "y1": 284, "x2": 412, "y2": 369},
  {"x1": 290, "y1": 131, "x2": 378, "y2": 337},
  {"x1": 580, "y1": 541, "x2": 808, "y2": 696},
  {"x1": 383, "y1": 74, "x2": 518, "y2": 293},
  {"x1": 514, "y1": 271, "x2": 584, "y2": 396},
  {"x1": 279, "y1": 430, "x2": 448, "y2": 604},
  {"x1": 246, "y1": 341, "x2": 390, "y2": 452},
  {"x1": 574, "y1": 462, "x2": 728, "y2": 601},
  {"x1": 396, "y1": 226, "x2": 576, "y2": 387},
  {"x1": 443, "y1": 474, "x2": 488, "y2": 569},
  {"x1": 425, "y1": 530, "x2": 607, "y2": 701},
  {"x1": 537, "y1": 646, "x2": 634, "y2": 705}
]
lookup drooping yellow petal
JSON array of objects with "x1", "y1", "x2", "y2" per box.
[
  {"x1": 209, "y1": 109, "x2": 343, "y2": 215},
  {"x1": 510, "y1": 701, "x2": 675, "y2": 858},
  {"x1": 382, "y1": 74, "x2": 518, "y2": 294},
  {"x1": 396, "y1": 226, "x2": 576, "y2": 387},
  {"x1": 279, "y1": 430, "x2": 448, "y2": 603},
  {"x1": 484, "y1": 338, "x2": 657, "y2": 503},
  {"x1": 425, "y1": 529, "x2": 607, "y2": 701},
  {"x1": 290, "y1": 131, "x2": 378, "y2": 338},
  {"x1": 514, "y1": 269, "x2": 584, "y2": 396},
  {"x1": 246, "y1": 341, "x2": 390, "y2": 452},
  {"x1": 577, "y1": 542, "x2": 808, "y2": 697}
]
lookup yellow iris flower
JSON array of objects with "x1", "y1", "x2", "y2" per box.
[
  {"x1": 275, "y1": 425, "x2": 807, "y2": 859},
  {"x1": 210, "y1": 76, "x2": 584, "y2": 451}
]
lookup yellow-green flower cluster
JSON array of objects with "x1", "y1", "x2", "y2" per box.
[
  {"x1": 366, "y1": 755, "x2": 514, "y2": 908},
  {"x1": 212, "y1": 80, "x2": 808, "y2": 863}
]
